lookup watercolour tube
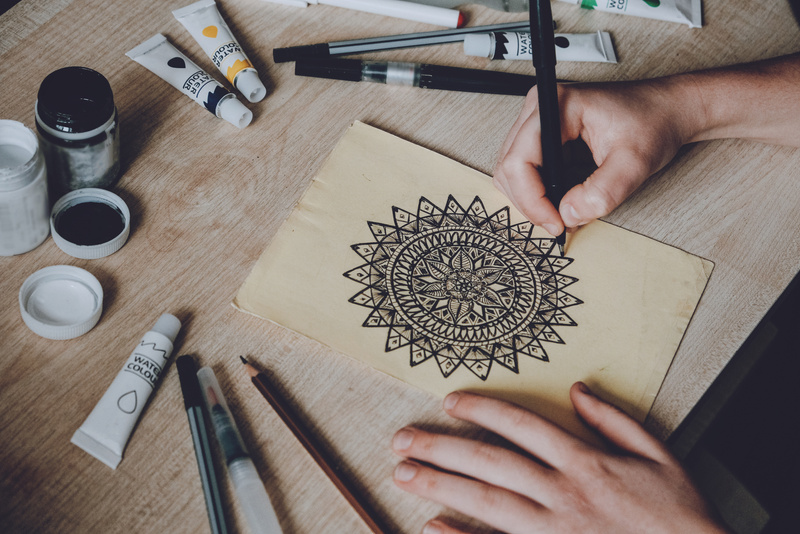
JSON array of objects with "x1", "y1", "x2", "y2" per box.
[
  {"x1": 464, "y1": 31, "x2": 617, "y2": 63},
  {"x1": 71, "y1": 314, "x2": 181, "y2": 469},
  {"x1": 557, "y1": 0, "x2": 702, "y2": 28},
  {"x1": 173, "y1": 0, "x2": 267, "y2": 103},
  {"x1": 126, "y1": 34, "x2": 253, "y2": 129}
]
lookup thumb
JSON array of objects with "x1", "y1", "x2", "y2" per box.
[
  {"x1": 559, "y1": 149, "x2": 651, "y2": 227},
  {"x1": 570, "y1": 382, "x2": 673, "y2": 464}
]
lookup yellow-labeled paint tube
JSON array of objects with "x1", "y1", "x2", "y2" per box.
[{"x1": 173, "y1": 0, "x2": 267, "y2": 103}]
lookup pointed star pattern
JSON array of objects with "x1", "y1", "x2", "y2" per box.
[{"x1": 343, "y1": 196, "x2": 582, "y2": 381}]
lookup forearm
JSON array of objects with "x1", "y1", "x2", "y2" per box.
[{"x1": 670, "y1": 53, "x2": 800, "y2": 146}]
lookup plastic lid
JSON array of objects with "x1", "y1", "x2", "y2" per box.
[
  {"x1": 151, "y1": 313, "x2": 181, "y2": 343},
  {"x1": 235, "y1": 70, "x2": 267, "y2": 103},
  {"x1": 19, "y1": 265, "x2": 103, "y2": 340},
  {"x1": 217, "y1": 96, "x2": 253, "y2": 129},
  {"x1": 50, "y1": 188, "x2": 130, "y2": 259},
  {"x1": 463, "y1": 33, "x2": 493, "y2": 58},
  {"x1": 36, "y1": 67, "x2": 115, "y2": 134}
]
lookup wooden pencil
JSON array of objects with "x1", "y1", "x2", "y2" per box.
[{"x1": 239, "y1": 356, "x2": 388, "y2": 534}]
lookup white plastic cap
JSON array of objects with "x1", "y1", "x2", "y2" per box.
[
  {"x1": 151, "y1": 313, "x2": 181, "y2": 343},
  {"x1": 235, "y1": 70, "x2": 267, "y2": 103},
  {"x1": 19, "y1": 265, "x2": 103, "y2": 340},
  {"x1": 463, "y1": 33, "x2": 493, "y2": 58},
  {"x1": 218, "y1": 96, "x2": 253, "y2": 129},
  {"x1": 50, "y1": 188, "x2": 130, "y2": 260}
]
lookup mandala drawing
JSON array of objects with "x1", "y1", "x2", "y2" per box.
[{"x1": 343, "y1": 195, "x2": 582, "y2": 381}]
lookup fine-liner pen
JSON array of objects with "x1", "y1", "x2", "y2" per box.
[
  {"x1": 197, "y1": 367, "x2": 283, "y2": 534},
  {"x1": 295, "y1": 58, "x2": 538, "y2": 96},
  {"x1": 404, "y1": 0, "x2": 530, "y2": 11},
  {"x1": 530, "y1": 0, "x2": 567, "y2": 255},
  {"x1": 176, "y1": 355, "x2": 228, "y2": 534},
  {"x1": 262, "y1": 0, "x2": 464, "y2": 28},
  {"x1": 273, "y1": 20, "x2": 534, "y2": 63}
]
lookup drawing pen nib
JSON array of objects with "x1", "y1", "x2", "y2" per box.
[
  {"x1": 558, "y1": 243, "x2": 564, "y2": 257},
  {"x1": 239, "y1": 355, "x2": 248, "y2": 365}
]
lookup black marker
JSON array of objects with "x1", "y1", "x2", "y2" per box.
[
  {"x1": 295, "y1": 58, "x2": 538, "y2": 96},
  {"x1": 176, "y1": 355, "x2": 228, "y2": 534},
  {"x1": 530, "y1": 0, "x2": 567, "y2": 255}
]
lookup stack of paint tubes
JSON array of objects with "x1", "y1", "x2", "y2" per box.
[{"x1": 127, "y1": 0, "x2": 269, "y2": 129}]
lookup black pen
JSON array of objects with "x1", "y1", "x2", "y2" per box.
[
  {"x1": 295, "y1": 58, "x2": 537, "y2": 96},
  {"x1": 531, "y1": 0, "x2": 567, "y2": 256},
  {"x1": 176, "y1": 355, "x2": 228, "y2": 534}
]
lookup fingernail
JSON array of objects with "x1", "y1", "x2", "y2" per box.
[
  {"x1": 577, "y1": 381, "x2": 592, "y2": 395},
  {"x1": 542, "y1": 223, "x2": 560, "y2": 237},
  {"x1": 443, "y1": 392, "x2": 461, "y2": 411},
  {"x1": 561, "y1": 203, "x2": 581, "y2": 227},
  {"x1": 393, "y1": 429, "x2": 414, "y2": 451},
  {"x1": 394, "y1": 461, "x2": 418, "y2": 482},
  {"x1": 423, "y1": 521, "x2": 444, "y2": 534}
]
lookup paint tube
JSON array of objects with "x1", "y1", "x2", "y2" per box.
[
  {"x1": 71, "y1": 314, "x2": 181, "y2": 469},
  {"x1": 464, "y1": 31, "x2": 616, "y2": 63},
  {"x1": 126, "y1": 34, "x2": 253, "y2": 129},
  {"x1": 557, "y1": 0, "x2": 702, "y2": 28},
  {"x1": 173, "y1": 0, "x2": 267, "y2": 103}
]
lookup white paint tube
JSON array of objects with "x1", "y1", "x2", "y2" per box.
[
  {"x1": 464, "y1": 31, "x2": 617, "y2": 63},
  {"x1": 126, "y1": 34, "x2": 253, "y2": 129},
  {"x1": 557, "y1": 0, "x2": 702, "y2": 28},
  {"x1": 71, "y1": 314, "x2": 181, "y2": 469},
  {"x1": 173, "y1": 0, "x2": 267, "y2": 103}
]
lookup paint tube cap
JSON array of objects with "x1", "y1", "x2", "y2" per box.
[
  {"x1": 50, "y1": 188, "x2": 130, "y2": 259},
  {"x1": 151, "y1": 313, "x2": 181, "y2": 344},
  {"x1": 235, "y1": 70, "x2": 267, "y2": 103},
  {"x1": 19, "y1": 265, "x2": 103, "y2": 340},
  {"x1": 218, "y1": 96, "x2": 253, "y2": 129},
  {"x1": 463, "y1": 33, "x2": 493, "y2": 58}
]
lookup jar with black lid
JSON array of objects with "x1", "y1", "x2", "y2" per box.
[{"x1": 35, "y1": 67, "x2": 120, "y2": 198}]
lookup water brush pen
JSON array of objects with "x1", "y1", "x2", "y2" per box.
[
  {"x1": 295, "y1": 58, "x2": 539, "y2": 96},
  {"x1": 197, "y1": 367, "x2": 283, "y2": 534},
  {"x1": 176, "y1": 355, "x2": 228, "y2": 534}
]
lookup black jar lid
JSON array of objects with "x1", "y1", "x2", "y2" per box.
[{"x1": 37, "y1": 67, "x2": 114, "y2": 134}]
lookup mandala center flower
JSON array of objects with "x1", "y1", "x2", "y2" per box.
[{"x1": 445, "y1": 270, "x2": 486, "y2": 302}]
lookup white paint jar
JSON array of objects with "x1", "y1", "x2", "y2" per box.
[{"x1": 0, "y1": 120, "x2": 50, "y2": 256}]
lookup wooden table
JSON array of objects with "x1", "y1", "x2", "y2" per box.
[{"x1": 2, "y1": 1, "x2": 799, "y2": 532}]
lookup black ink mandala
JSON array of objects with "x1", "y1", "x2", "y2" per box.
[{"x1": 343, "y1": 196, "x2": 581, "y2": 380}]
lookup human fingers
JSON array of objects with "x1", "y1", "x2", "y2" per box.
[
  {"x1": 442, "y1": 392, "x2": 589, "y2": 470},
  {"x1": 420, "y1": 519, "x2": 469, "y2": 534},
  {"x1": 496, "y1": 86, "x2": 540, "y2": 165},
  {"x1": 392, "y1": 427, "x2": 556, "y2": 504},
  {"x1": 494, "y1": 118, "x2": 565, "y2": 235},
  {"x1": 569, "y1": 382, "x2": 673, "y2": 464},
  {"x1": 558, "y1": 145, "x2": 655, "y2": 227},
  {"x1": 393, "y1": 460, "x2": 544, "y2": 534}
]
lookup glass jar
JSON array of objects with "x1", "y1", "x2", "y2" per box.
[
  {"x1": 0, "y1": 120, "x2": 50, "y2": 256},
  {"x1": 35, "y1": 66, "x2": 120, "y2": 198}
]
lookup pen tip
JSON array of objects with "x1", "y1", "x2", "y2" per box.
[
  {"x1": 558, "y1": 243, "x2": 564, "y2": 257},
  {"x1": 239, "y1": 355, "x2": 248, "y2": 365}
]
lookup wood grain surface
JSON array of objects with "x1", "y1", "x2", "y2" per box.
[{"x1": 1, "y1": 1, "x2": 799, "y2": 533}]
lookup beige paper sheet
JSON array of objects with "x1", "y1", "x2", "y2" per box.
[{"x1": 234, "y1": 121, "x2": 713, "y2": 438}]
